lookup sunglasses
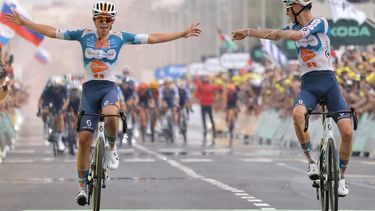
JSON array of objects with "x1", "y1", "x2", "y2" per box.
[{"x1": 94, "y1": 16, "x2": 114, "y2": 23}]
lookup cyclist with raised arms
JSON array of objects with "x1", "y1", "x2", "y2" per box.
[
  {"x1": 6, "y1": 1, "x2": 201, "y2": 205},
  {"x1": 232, "y1": 0, "x2": 353, "y2": 197}
]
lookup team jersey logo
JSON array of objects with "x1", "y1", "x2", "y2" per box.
[
  {"x1": 301, "y1": 48, "x2": 318, "y2": 68},
  {"x1": 91, "y1": 60, "x2": 108, "y2": 79},
  {"x1": 300, "y1": 48, "x2": 316, "y2": 62},
  {"x1": 85, "y1": 48, "x2": 117, "y2": 60},
  {"x1": 296, "y1": 36, "x2": 319, "y2": 48}
]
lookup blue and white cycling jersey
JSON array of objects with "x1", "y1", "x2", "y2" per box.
[
  {"x1": 56, "y1": 29, "x2": 148, "y2": 83},
  {"x1": 284, "y1": 17, "x2": 333, "y2": 75}
]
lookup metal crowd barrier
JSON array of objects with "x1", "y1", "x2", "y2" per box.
[{"x1": 232, "y1": 109, "x2": 375, "y2": 158}]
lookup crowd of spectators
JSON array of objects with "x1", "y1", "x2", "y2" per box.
[
  {"x1": 188, "y1": 44, "x2": 375, "y2": 120},
  {"x1": 0, "y1": 48, "x2": 29, "y2": 116}
]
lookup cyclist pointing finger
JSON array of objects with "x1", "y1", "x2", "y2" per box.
[
  {"x1": 6, "y1": 1, "x2": 201, "y2": 206},
  {"x1": 233, "y1": 0, "x2": 353, "y2": 197}
]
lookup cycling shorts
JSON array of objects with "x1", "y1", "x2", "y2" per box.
[
  {"x1": 78, "y1": 80, "x2": 120, "y2": 133},
  {"x1": 294, "y1": 70, "x2": 350, "y2": 123}
]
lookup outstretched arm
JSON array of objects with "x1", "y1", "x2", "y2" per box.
[
  {"x1": 148, "y1": 23, "x2": 201, "y2": 44},
  {"x1": 5, "y1": 8, "x2": 57, "y2": 38},
  {"x1": 232, "y1": 28, "x2": 303, "y2": 41}
]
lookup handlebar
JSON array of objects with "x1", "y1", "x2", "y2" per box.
[
  {"x1": 76, "y1": 111, "x2": 127, "y2": 133},
  {"x1": 304, "y1": 107, "x2": 358, "y2": 132}
]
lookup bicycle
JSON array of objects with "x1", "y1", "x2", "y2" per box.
[
  {"x1": 149, "y1": 106, "x2": 158, "y2": 143},
  {"x1": 161, "y1": 108, "x2": 174, "y2": 144},
  {"x1": 304, "y1": 99, "x2": 358, "y2": 211},
  {"x1": 77, "y1": 111, "x2": 127, "y2": 211},
  {"x1": 226, "y1": 107, "x2": 238, "y2": 148},
  {"x1": 45, "y1": 103, "x2": 63, "y2": 157},
  {"x1": 138, "y1": 106, "x2": 148, "y2": 143},
  {"x1": 64, "y1": 111, "x2": 77, "y2": 156},
  {"x1": 178, "y1": 107, "x2": 188, "y2": 145}
]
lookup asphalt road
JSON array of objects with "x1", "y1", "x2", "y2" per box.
[{"x1": 1, "y1": 110, "x2": 374, "y2": 211}]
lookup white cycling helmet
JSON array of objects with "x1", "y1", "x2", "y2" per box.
[
  {"x1": 283, "y1": 0, "x2": 312, "y2": 6},
  {"x1": 69, "y1": 80, "x2": 82, "y2": 91},
  {"x1": 51, "y1": 75, "x2": 65, "y2": 87},
  {"x1": 92, "y1": 1, "x2": 117, "y2": 17}
]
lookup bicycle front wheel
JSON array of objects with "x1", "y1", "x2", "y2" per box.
[
  {"x1": 93, "y1": 137, "x2": 105, "y2": 211},
  {"x1": 319, "y1": 146, "x2": 329, "y2": 211},
  {"x1": 327, "y1": 137, "x2": 339, "y2": 211},
  {"x1": 52, "y1": 133, "x2": 58, "y2": 157}
]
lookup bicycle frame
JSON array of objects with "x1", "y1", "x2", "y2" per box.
[{"x1": 91, "y1": 116, "x2": 108, "y2": 170}]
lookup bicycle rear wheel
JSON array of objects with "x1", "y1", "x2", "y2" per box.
[
  {"x1": 93, "y1": 137, "x2": 105, "y2": 211},
  {"x1": 327, "y1": 137, "x2": 339, "y2": 211}
]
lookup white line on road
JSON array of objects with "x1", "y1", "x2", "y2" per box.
[
  {"x1": 248, "y1": 199, "x2": 263, "y2": 202},
  {"x1": 180, "y1": 158, "x2": 213, "y2": 162},
  {"x1": 241, "y1": 196, "x2": 256, "y2": 199},
  {"x1": 123, "y1": 158, "x2": 156, "y2": 162},
  {"x1": 134, "y1": 144, "x2": 276, "y2": 210},
  {"x1": 235, "y1": 192, "x2": 249, "y2": 196},
  {"x1": 360, "y1": 161, "x2": 375, "y2": 165},
  {"x1": 8, "y1": 149, "x2": 35, "y2": 154},
  {"x1": 240, "y1": 158, "x2": 273, "y2": 163},
  {"x1": 4, "y1": 159, "x2": 33, "y2": 163},
  {"x1": 254, "y1": 203, "x2": 271, "y2": 207}
]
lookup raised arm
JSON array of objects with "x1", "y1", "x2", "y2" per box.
[
  {"x1": 232, "y1": 28, "x2": 303, "y2": 41},
  {"x1": 5, "y1": 8, "x2": 57, "y2": 38},
  {"x1": 148, "y1": 23, "x2": 201, "y2": 44}
]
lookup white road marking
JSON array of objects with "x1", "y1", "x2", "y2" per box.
[
  {"x1": 254, "y1": 203, "x2": 271, "y2": 207},
  {"x1": 248, "y1": 199, "x2": 263, "y2": 202},
  {"x1": 235, "y1": 192, "x2": 249, "y2": 196},
  {"x1": 4, "y1": 159, "x2": 33, "y2": 163},
  {"x1": 240, "y1": 158, "x2": 273, "y2": 163},
  {"x1": 241, "y1": 196, "x2": 256, "y2": 199},
  {"x1": 134, "y1": 144, "x2": 276, "y2": 210},
  {"x1": 180, "y1": 158, "x2": 212, "y2": 162},
  {"x1": 8, "y1": 149, "x2": 35, "y2": 154},
  {"x1": 360, "y1": 161, "x2": 375, "y2": 165},
  {"x1": 204, "y1": 148, "x2": 231, "y2": 154},
  {"x1": 123, "y1": 158, "x2": 156, "y2": 162}
]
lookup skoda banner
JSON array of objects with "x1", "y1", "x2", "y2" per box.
[
  {"x1": 328, "y1": 19, "x2": 375, "y2": 48},
  {"x1": 282, "y1": 19, "x2": 375, "y2": 59}
]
